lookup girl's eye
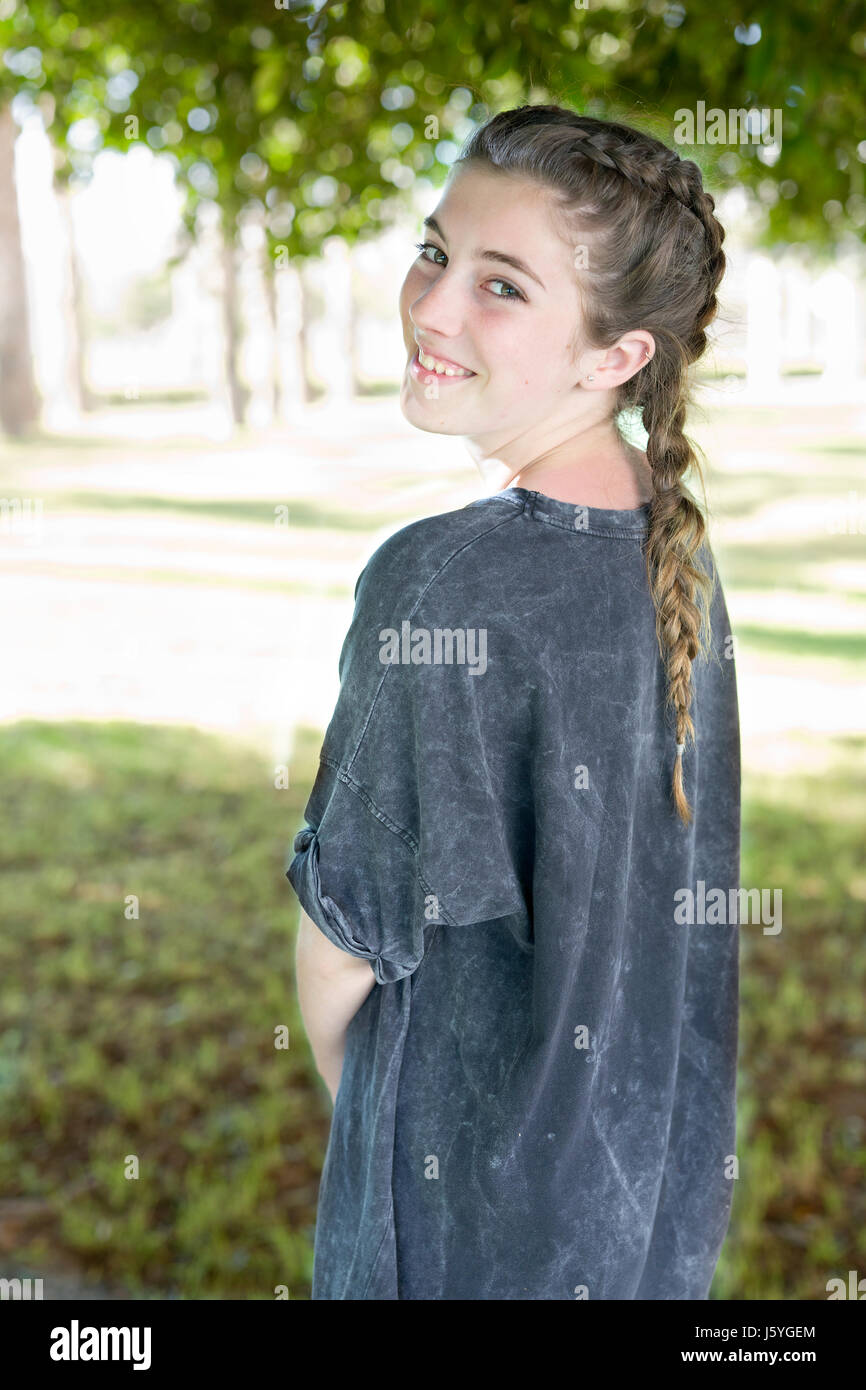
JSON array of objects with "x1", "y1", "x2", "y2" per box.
[
  {"x1": 414, "y1": 240, "x2": 446, "y2": 266},
  {"x1": 487, "y1": 278, "x2": 523, "y2": 302},
  {"x1": 413, "y1": 242, "x2": 525, "y2": 304}
]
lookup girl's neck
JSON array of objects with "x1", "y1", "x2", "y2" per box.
[{"x1": 497, "y1": 439, "x2": 653, "y2": 511}]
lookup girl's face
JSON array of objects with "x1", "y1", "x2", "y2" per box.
[{"x1": 398, "y1": 162, "x2": 592, "y2": 451}]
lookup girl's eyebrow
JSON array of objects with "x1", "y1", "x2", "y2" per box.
[{"x1": 422, "y1": 215, "x2": 547, "y2": 291}]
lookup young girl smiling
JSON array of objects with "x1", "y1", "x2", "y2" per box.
[{"x1": 288, "y1": 103, "x2": 740, "y2": 1301}]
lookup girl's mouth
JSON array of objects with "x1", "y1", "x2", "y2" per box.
[{"x1": 409, "y1": 347, "x2": 477, "y2": 385}]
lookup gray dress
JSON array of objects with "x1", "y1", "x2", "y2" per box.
[{"x1": 286, "y1": 485, "x2": 740, "y2": 1300}]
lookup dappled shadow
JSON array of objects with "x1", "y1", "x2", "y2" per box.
[
  {"x1": 707, "y1": 469, "x2": 866, "y2": 521},
  {"x1": 733, "y1": 624, "x2": 866, "y2": 663},
  {"x1": 51, "y1": 491, "x2": 407, "y2": 532},
  {"x1": 715, "y1": 743, "x2": 866, "y2": 1299},
  {"x1": 717, "y1": 534, "x2": 866, "y2": 596},
  {"x1": 0, "y1": 718, "x2": 331, "y2": 1300}
]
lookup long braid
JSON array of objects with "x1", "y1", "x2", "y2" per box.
[
  {"x1": 642, "y1": 394, "x2": 715, "y2": 824},
  {"x1": 573, "y1": 132, "x2": 727, "y2": 823},
  {"x1": 456, "y1": 104, "x2": 728, "y2": 825},
  {"x1": 642, "y1": 173, "x2": 725, "y2": 824}
]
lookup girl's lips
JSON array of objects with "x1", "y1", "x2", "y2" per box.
[{"x1": 409, "y1": 348, "x2": 477, "y2": 385}]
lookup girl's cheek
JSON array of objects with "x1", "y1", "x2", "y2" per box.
[{"x1": 402, "y1": 265, "x2": 428, "y2": 296}]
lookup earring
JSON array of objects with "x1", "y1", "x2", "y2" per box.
[{"x1": 586, "y1": 374, "x2": 595, "y2": 381}]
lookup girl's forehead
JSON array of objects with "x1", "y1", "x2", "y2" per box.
[
  {"x1": 432, "y1": 170, "x2": 575, "y2": 266},
  {"x1": 443, "y1": 163, "x2": 555, "y2": 218}
]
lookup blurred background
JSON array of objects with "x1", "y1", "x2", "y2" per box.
[{"x1": 0, "y1": 0, "x2": 864, "y2": 1301}]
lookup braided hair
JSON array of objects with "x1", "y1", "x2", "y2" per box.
[{"x1": 454, "y1": 104, "x2": 727, "y2": 826}]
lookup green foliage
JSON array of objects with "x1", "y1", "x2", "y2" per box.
[{"x1": 1, "y1": 0, "x2": 863, "y2": 264}]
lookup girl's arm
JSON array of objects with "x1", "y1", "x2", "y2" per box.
[{"x1": 294, "y1": 907, "x2": 376, "y2": 1104}]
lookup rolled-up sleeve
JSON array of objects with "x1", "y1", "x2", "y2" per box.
[{"x1": 286, "y1": 763, "x2": 437, "y2": 986}]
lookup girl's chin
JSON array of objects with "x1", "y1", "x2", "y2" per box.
[
  {"x1": 398, "y1": 389, "x2": 474, "y2": 434},
  {"x1": 399, "y1": 401, "x2": 467, "y2": 436}
]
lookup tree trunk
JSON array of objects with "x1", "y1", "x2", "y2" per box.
[
  {"x1": 57, "y1": 181, "x2": 94, "y2": 413},
  {"x1": 320, "y1": 237, "x2": 352, "y2": 401},
  {"x1": 0, "y1": 104, "x2": 41, "y2": 435},
  {"x1": 348, "y1": 246, "x2": 360, "y2": 397},
  {"x1": 297, "y1": 259, "x2": 317, "y2": 404},
  {"x1": 745, "y1": 252, "x2": 782, "y2": 393},
  {"x1": 263, "y1": 254, "x2": 282, "y2": 421},
  {"x1": 221, "y1": 218, "x2": 249, "y2": 426}
]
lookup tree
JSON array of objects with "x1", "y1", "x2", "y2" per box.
[
  {"x1": 0, "y1": 105, "x2": 41, "y2": 434},
  {"x1": 1, "y1": 0, "x2": 863, "y2": 432},
  {"x1": 262, "y1": 0, "x2": 866, "y2": 252}
]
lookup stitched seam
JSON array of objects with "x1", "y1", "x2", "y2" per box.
[
  {"x1": 316, "y1": 762, "x2": 527, "y2": 929},
  {"x1": 344, "y1": 504, "x2": 527, "y2": 775},
  {"x1": 528, "y1": 506, "x2": 648, "y2": 540},
  {"x1": 339, "y1": 767, "x2": 419, "y2": 853},
  {"x1": 359, "y1": 1213, "x2": 393, "y2": 1299},
  {"x1": 319, "y1": 755, "x2": 418, "y2": 853},
  {"x1": 408, "y1": 920, "x2": 442, "y2": 1002},
  {"x1": 322, "y1": 763, "x2": 465, "y2": 929},
  {"x1": 467, "y1": 493, "x2": 524, "y2": 512},
  {"x1": 477, "y1": 488, "x2": 649, "y2": 536}
]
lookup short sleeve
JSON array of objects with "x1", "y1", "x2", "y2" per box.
[
  {"x1": 286, "y1": 763, "x2": 439, "y2": 985},
  {"x1": 285, "y1": 550, "x2": 532, "y2": 985}
]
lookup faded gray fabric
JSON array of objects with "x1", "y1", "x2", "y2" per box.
[{"x1": 286, "y1": 485, "x2": 740, "y2": 1301}]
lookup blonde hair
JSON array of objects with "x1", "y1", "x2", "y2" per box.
[{"x1": 455, "y1": 104, "x2": 727, "y2": 825}]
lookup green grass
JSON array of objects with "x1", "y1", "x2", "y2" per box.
[
  {"x1": 702, "y1": 470, "x2": 866, "y2": 521},
  {"x1": 714, "y1": 534, "x2": 866, "y2": 596},
  {"x1": 95, "y1": 390, "x2": 211, "y2": 407},
  {"x1": 734, "y1": 624, "x2": 866, "y2": 664},
  {"x1": 0, "y1": 488, "x2": 408, "y2": 533},
  {"x1": 712, "y1": 741, "x2": 866, "y2": 1300},
  {"x1": 0, "y1": 719, "x2": 328, "y2": 1300},
  {"x1": 1, "y1": 565, "x2": 353, "y2": 599}
]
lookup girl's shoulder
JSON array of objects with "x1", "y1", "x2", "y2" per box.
[{"x1": 353, "y1": 492, "x2": 525, "y2": 609}]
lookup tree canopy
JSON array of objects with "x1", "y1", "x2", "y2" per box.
[{"x1": 1, "y1": 0, "x2": 864, "y2": 259}]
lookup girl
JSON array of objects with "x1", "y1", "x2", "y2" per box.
[{"x1": 287, "y1": 103, "x2": 740, "y2": 1300}]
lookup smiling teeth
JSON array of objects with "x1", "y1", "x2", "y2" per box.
[{"x1": 418, "y1": 349, "x2": 473, "y2": 377}]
